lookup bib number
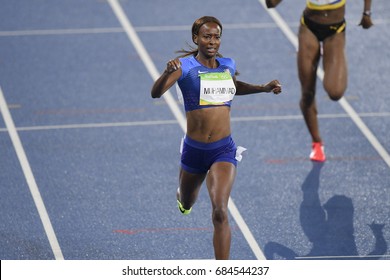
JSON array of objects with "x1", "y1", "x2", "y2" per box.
[{"x1": 199, "y1": 71, "x2": 236, "y2": 105}]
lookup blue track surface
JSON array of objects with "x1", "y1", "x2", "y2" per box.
[{"x1": 0, "y1": 0, "x2": 389, "y2": 260}]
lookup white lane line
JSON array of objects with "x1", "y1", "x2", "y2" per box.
[
  {"x1": 107, "y1": 0, "x2": 185, "y2": 132},
  {"x1": 0, "y1": 86, "x2": 64, "y2": 260},
  {"x1": 232, "y1": 112, "x2": 390, "y2": 122},
  {"x1": 228, "y1": 198, "x2": 266, "y2": 259},
  {"x1": 0, "y1": 28, "x2": 124, "y2": 36},
  {"x1": 0, "y1": 120, "x2": 179, "y2": 132},
  {"x1": 107, "y1": 0, "x2": 266, "y2": 260},
  {"x1": 258, "y1": 0, "x2": 390, "y2": 168},
  {"x1": 0, "y1": 23, "x2": 283, "y2": 37},
  {"x1": 1, "y1": 112, "x2": 388, "y2": 133},
  {"x1": 296, "y1": 254, "x2": 390, "y2": 259},
  {"x1": 0, "y1": 19, "x2": 388, "y2": 37}
]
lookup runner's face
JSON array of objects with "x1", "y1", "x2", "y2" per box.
[{"x1": 194, "y1": 22, "x2": 221, "y2": 59}]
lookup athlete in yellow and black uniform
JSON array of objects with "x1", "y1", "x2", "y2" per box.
[
  {"x1": 301, "y1": 0, "x2": 347, "y2": 42},
  {"x1": 306, "y1": 0, "x2": 346, "y2": 10},
  {"x1": 266, "y1": 0, "x2": 373, "y2": 162}
]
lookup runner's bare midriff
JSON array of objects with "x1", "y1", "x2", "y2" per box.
[
  {"x1": 304, "y1": 5, "x2": 345, "y2": 24},
  {"x1": 186, "y1": 106, "x2": 231, "y2": 143}
]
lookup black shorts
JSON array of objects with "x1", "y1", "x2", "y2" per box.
[{"x1": 301, "y1": 14, "x2": 346, "y2": 42}]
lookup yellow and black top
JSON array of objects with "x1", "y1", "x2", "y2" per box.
[{"x1": 306, "y1": 0, "x2": 346, "y2": 10}]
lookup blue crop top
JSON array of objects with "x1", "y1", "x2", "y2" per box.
[{"x1": 177, "y1": 56, "x2": 237, "y2": 112}]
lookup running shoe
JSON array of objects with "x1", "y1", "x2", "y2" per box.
[
  {"x1": 177, "y1": 200, "x2": 192, "y2": 215},
  {"x1": 310, "y1": 142, "x2": 326, "y2": 162}
]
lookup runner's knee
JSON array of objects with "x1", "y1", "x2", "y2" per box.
[
  {"x1": 212, "y1": 207, "x2": 229, "y2": 225},
  {"x1": 300, "y1": 90, "x2": 315, "y2": 107},
  {"x1": 324, "y1": 82, "x2": 345, "y2": 101},
  {"x1": 327, "y1": 90, "x2": 344, "y2": 101}
]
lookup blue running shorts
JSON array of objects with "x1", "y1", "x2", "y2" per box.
[{"x1": 180, "y1": 135, "x2": 243, "y2": 174}]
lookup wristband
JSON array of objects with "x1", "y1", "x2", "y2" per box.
[{"x1": 363, "y1": 10, "x2": 371, "y2": 16}]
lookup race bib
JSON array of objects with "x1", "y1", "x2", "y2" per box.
[{"x1": 199, "y1": 70, "x2": 236, "y2": 105}]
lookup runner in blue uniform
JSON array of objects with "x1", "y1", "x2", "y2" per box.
[
  {"x1": 151, "y1": 16, "x2": 282, "y2": 259},
  {"x1": 266, "y1": 0, "x2": 373, "y2": 161}
]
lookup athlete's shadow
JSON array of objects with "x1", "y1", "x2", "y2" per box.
[{"x1": 264, "y1": 162, "x2": 387, "y2": 260}]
